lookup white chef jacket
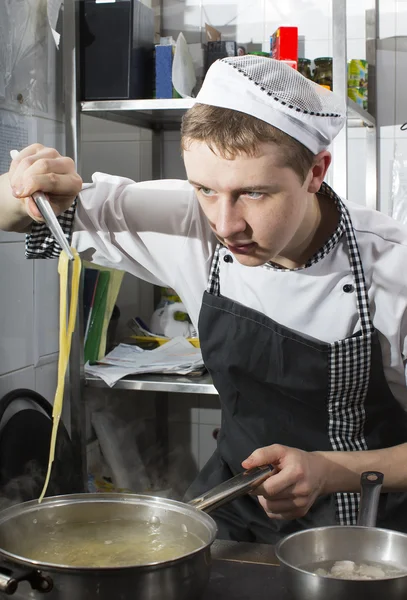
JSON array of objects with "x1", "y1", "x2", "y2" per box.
[{"x1": 72, "y1": 173, "x2": 407, "y2": 409}]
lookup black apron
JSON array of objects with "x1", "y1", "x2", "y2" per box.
[{"x1": 186, "y1": 183, "x2": 407, "y2": 544}]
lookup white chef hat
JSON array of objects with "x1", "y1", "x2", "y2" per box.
[{"x1": 195, "y1": 55, "x2": 346, "y2": 154}]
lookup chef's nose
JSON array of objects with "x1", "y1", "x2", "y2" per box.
[{"x1": 214, "y1": 197, "x2": 246, "y2": 239}]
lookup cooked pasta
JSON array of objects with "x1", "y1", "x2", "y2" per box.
[{"x1": 39, "y1": 248, "x2": 81, "y2": 502}]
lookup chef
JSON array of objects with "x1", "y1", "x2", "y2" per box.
[{"x1": 2, "y1": 56, "x2": 407, "y2": 543}]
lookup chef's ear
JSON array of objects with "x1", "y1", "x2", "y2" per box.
[{"x1": 307, "y1": 151, "x2": 331, "y2": 193}]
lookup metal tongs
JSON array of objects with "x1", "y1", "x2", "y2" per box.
[{"x1": 10, "y1": 150, "x2": 75, "y2": 261}]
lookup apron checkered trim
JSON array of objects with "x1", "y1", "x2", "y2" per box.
[
  {"x1": 25, "y1": 200, "x2": 77, "y2": 259},
  {"x1": 207, "y1": 244, "x2": 221, "y2": 295},
  {"x1": 207, "y1": 183, "x2": 374, "y2": 526},
  {"x1": 328, "y1": 199, "x2": 374, "y2": 525}
]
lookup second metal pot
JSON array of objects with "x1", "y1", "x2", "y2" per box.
[{"x1": 275, "y1": 472, "x2": 407, "y2": 600}]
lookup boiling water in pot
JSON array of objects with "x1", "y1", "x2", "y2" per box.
[{"x1": 13, "y1": 518, "x2": 204, "y2": 568}]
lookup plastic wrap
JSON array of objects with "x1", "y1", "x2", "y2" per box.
[
  {"x1": 0, "y1": 111, "x2": 33, "y2": 175},
  {"x1": 391, "y1": 149, "x2": 407, "y2": 225},
  {"x1": 172, "y1": 32, "x2": 197, "y2": 98},
  {"x1": 0, "y1": 0, "x2": 50, "y2": 114}
]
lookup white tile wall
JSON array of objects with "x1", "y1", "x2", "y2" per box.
[
  {"x1": 198, "y1": 423, "x2": 218, "y2": 470},
  {"x1": 377, "y1": 2, "x2": 407, "y2": 214},
  {"x1": 168, "y1": 420, "x2": 199, "y2": 496},
  {"x1": 80, "y1": 114, "x2": 155, "y2": 345},
  {"x1": 348, "y1": 128, "x2": 367, "y2": 206},
  {"x1": 265, "y1": 0, "x2": 330, "y2": 41},
  {"x1": 0, "y1": 230, "x2": 25, "y2": 244},
  {"x1": 395, "y1": 38, "x2": 407, "y2": 128},
  {"x1": 379, "y1": 137, "x2": 396, "y2": 215},
  {"x1": 396, "y1": 0, "x2": 407, "y2": 35},
  {"x1": 35, "y1": 360, "x2": 59, "y2": 406},
  {"x1": 81, "y1": 115, "x2": 152, "y2": 183},
  {"x1": 379, "y1": 0, "x2": 396, "y2": 38},
  {"x1": 346, "y1": 0, "x2": 369, "y2": 40},
  {"x1": 0, "y1": 242, "x2": 34, "y2": 373},
  {"x1": 0, "y1": 24, "x2": 63, "y2": 412},
  {"x1": 33, "y1": 260, "x2": 59, "y2": 360},
  {"x1": 0, "y1": 367, "x2": 35, "y2": 399},
  {"x1": 162, "y1": 131, "x2": 186, "y2": 179}
]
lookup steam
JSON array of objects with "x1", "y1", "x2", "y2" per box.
[{"x1": 88, "y1": 389, "x2": 200, "y2": 500}]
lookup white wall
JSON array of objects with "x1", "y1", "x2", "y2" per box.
[
  {"x1": 81, "y1": 0, "x2": 407, "y2": 488},
  {"x1": 377, "y1": 0, "x2": 407, "y2": 216},
  {"x1": 0, "y1": 23, "x2": 63, "y2": 408}
]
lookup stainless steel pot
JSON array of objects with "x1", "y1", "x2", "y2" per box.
[
  {"x1": 275, "y1": 471, "x2": 407, "y2": 600},
  {"x1": 0, "y1": 465, "x2": 272, "y2": 599}
]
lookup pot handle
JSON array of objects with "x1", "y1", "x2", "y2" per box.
[
  {"x1": 0, "y1": 565, "x2": 53, "y2": 595},
  {"x1": 188, "y1": 465, "x2": 273, "y2": 513},
  {"x1": 357, "y1": 471, "x2": 384, "y2": 528}
]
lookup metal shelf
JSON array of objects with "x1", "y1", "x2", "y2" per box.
[
  {"x1": 81, "y1": 98, "x2": 195, "y2": 129},
  {"x1": 82, "y1": 97, "x2": 375, "y2": 129},
  {"x1": 347, "y1": 98, "x2": 375, "y2": 127},
  {"x1": 86, "y1": 372, "x2": 218, "y2": 395}
]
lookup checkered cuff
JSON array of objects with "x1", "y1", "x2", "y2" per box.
[{"x1": 25, "y1": 199, "x2": 77, "y2": 259}]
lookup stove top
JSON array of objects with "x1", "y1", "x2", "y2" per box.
[{"x1": 204, "y1": 560, "x2": 288, "y2": 599}]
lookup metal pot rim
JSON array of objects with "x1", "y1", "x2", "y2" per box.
[
  {"x1": 0, "y1": 493, "x2": 218, "y2": 572},
  {"x1": 275, "y1": 525, "x2": 407, "y2": 580}
]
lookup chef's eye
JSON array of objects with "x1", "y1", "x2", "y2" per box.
[
  {"x1": 199, "y1": 187, "x2": 216, "y2": 197},
  {"x1": 243, "y1": 191, "x2": 263, "y2": 199}
]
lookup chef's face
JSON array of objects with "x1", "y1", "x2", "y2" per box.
[{"x1": 183, "y1": 140, "x2": 329, "y2": 267}]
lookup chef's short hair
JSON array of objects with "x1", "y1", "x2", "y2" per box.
[{"x1": 181, "y1": 104, "x2": 316, "y2": 184}]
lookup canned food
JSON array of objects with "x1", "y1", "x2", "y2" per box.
[
  {"x1": 348, "y1": 59, "x2": 368, "y2": 89},
  {"x1": 348, "y1": 86, "x2": 368, "y2": 111}
]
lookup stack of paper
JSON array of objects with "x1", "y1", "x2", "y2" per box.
[{"x1": 85, "y1": 337, "x2": 205, "y2": 387}]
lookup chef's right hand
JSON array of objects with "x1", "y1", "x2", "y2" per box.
[
  {"x1": 242, "y1": 444, "x2": 329, "y2": 520},
  {"x1": 9, "y1": 144, "x2": 83, "y2": 222}
]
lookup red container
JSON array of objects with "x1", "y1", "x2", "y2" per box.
[{"x1": 270, "y1": 26, "x2": 298, "y2": 69}]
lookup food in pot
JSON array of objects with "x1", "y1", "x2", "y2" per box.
[
  {"x1": 8, "y1": 518, "x2": 204, "y2": 568},
  {"x1": 306, "y1": 560, "x2": 406, "y2": 580}
]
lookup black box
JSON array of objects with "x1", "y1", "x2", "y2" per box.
[
  {"x1": 80, "y1": 0, "x2": 154, "y2": 100},
  {"x1": 205, "y1": 41, "x2": 237, "y2": 75}
]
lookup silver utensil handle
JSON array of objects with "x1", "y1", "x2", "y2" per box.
[
  {"x1": 357, "y1": 471, "x2": 384, "y2": 527},
  {"x1": 188, "y1": 465, "x2": 273, "y2": 513},
  {"x1": 33, "y1": 193, "x2": 74, "y2": 261}
]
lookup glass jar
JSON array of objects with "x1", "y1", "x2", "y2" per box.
[
  {"x1": 313, "y1": 57, "x2": 333, "y2": 90},
  {"x1": 297, "y1": 58, "x2": 312, "y2": 80}
]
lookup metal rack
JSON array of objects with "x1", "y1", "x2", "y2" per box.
[{"x1": 63, "y1": 0, "x2": 378, "y2": 486}]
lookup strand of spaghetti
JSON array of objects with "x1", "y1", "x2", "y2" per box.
[{"x1": 39, "y1": 248, "x2": 81, "y2": 502}]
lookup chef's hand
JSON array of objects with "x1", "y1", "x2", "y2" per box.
[
  {"x1": 8, "y1": 143, "x2": 82, "y2": 222},
  {"x1": 242, "y1": 444, "x2": 329, "y2": 520}
]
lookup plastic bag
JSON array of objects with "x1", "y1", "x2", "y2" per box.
[
  {"x1": 0, "y1": 0, "x2": 49, "y2": 114},
  {"x1": 391, "y1": 149, "x2": 407, "y2": 225},
  {"x1": 172, "y1": 32, "x2": 197, "y2": 98}
]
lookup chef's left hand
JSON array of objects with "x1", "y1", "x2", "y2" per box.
[{"x1": 242, "y1": 444, "x2": 329, "y2": 520}]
